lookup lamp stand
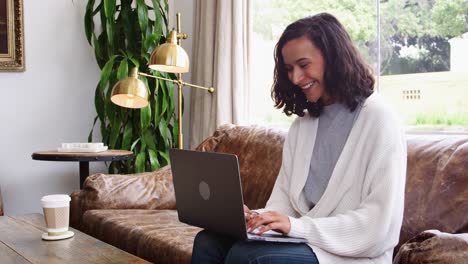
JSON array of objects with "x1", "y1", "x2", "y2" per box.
[{"x1": 177, "y1": 73, "x2": 183, "y2": 149}]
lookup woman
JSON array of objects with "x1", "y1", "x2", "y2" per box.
[{"x1": 192, "y1": 13, "x2": 406, "y2": 264}]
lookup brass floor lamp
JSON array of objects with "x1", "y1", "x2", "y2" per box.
[{"x1": 110, "y1": 13, "x2": 214, "y2": 149}]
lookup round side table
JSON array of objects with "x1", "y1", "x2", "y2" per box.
[{"x1": 32, "y1": 150, "x2": 134, "y2": 189}]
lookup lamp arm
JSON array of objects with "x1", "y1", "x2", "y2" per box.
[
  {"x1": 138, "y1": 72, "x2": 214, "y2": 93},
  {"x1": 181, "y1": 81, "x2": 215, "y2": 93},
  {"x1": 138, "y1": 72, "x2": 175, "y2": 83}
]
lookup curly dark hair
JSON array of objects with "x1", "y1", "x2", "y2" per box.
[{"x1": 271, "y1": 13, "x2": 375, "y2": 117}]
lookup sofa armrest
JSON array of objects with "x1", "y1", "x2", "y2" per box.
[
  {"x1": 393, "y1": 230, "x2": 468, "y2": 264},
  {"x1": 81, "y1": 166, "x2": 176, "y2": 211}
]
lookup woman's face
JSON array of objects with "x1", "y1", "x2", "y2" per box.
[{"x1": 281, "y1": 36, "x2": 331, "y2": 103}]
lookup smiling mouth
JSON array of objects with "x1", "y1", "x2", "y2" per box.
[{"x1": 301, "y1": 81, "x2": 316, "y2": 90}]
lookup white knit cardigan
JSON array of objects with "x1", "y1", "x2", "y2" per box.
[{"x1": 259, "y1": 93, "x2": 407, "y2": 264}]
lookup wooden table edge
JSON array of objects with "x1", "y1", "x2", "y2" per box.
[{"x1": 0, "y1": 213, "x2": 150, "y2": 264}]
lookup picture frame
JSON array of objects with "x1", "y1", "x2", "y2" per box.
[{"x1": 0, "y1": 0, "x2": 24, "y2": 71}]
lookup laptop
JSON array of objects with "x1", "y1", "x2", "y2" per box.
[{"x1": 169, "y1": 149, "x2": 307, "y2": 243}]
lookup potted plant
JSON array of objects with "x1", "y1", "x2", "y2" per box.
[{"x1": 84, "y1": 0, "x2": 177, "y2": 173}]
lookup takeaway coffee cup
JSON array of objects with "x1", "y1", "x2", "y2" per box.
[{"x1": 40, "y1": 194, "x2": 74, "y2": 240}]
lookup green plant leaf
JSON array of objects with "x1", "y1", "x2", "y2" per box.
[
  {"x1": 101, "y1": 123, "x2": 109, "y2": 146},
  {"x1": 143, "y1": 129, "x2": 156, "y2": 151},
  {"x1": 127, "y1": 53, "x2": 140, "y2": 68},
  {"x1": 119, "y1": 2, "x2": 134, "y2": 51},
  {"x1": 159, "y1": 76, "x2": 169, "y2": 115},
  {"x1": 103, "y1": 0, "x2": 116, "y2": 19},
  {"x1": 105, "y1": 20, "x2": 114, "y2": 51},
  {"x1": 143, "y1": 33, "x2": 158, "y2": 53},
  {"x1": 94, "y1": 83, "x2": 105, "y2": 122},
  {"x1": 96, "y1": 33, "x2": 109, "y2": 67},
  {"x1": 148, "y1": 149, "x2": 159, "y2": 171},
  {"x1": 159, "y1": 0, "x2": 170, "y2": 35},
  {"x1": 140, "y1": 105, "x2": 151, "y2": 130},
  {"x1": 109, "y1": 115, "x2": 121, "y2": 148},
  {"x1": 84, "y1": 0, "x2": 95, "y2": 45},
  {"x1": 130, "y1": 137, "x2": 141, "y2": 151},
  {"x1": 139, "y1": 134, "x2": 147, "y2": 153},
  {"x1": 154, "y1": 80, "x2": 162, "y2": 125},
  {"x1": 104, "y1": 0, "x2": 116, "y2": 50},
  {"x1": 137, "y1": 0, "x2": 149, "y2": 38},
  {"x1": 99, "y1": 55, "x2": 118, "y2": 93},
  {"x1": 92, "y1": 33, "x2": 103, "y2": 61},
  {"x1": 117, "y1": 58, "x2": 128, "y2": 80},
  {"x1": 104, "y1": 71, "x2": 118, "y2": 122},
  {"x1": 157, "y1": 149, "x2": 170, "y2": 165},
  {"x1": 158, "y1": 118, "x2": 169, "y2": 149},
  {"x1": 135, "y1": 152, "x2": 146, "y2": 173},
  {"x1": 91, "y1": 2, "x2": 101, "y2": 16},
  {"x1": 151, "y1": 0, "x2": 163, "y2": 37},
  {"x1": 88, "y1": 116, "x2": 99, "y2": 142},
  {"x1": 166, "y1": 78, "x2": 175, "y2": 120},
  {"x1": 121, "y1": 122, "x2": 133, "y2": 150},
  {"x1": 172, "y1": 118, "x2": 179, "y2": 149}
]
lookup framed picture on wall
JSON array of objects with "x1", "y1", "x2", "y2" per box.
[{"x1": 0, "y1": 0, "x2": 24, "y2": 71}]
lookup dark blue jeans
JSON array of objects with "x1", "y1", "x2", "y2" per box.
[{"x1": 191, "y1": 230, "x2": 319, "y2": 264}]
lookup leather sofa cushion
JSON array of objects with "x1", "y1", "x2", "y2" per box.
[
  {"x1": 82, "y1": 209, "x2": 201, "y2": 264},
  {"x1": 196, "y1": 124, "x2": 286, "y2": 210},
  {"x1": 399, "y1": 137, "x2": 468, "y2": 252},
  {"x1": 393, "y1": 230, "x2": 468, "y2": 264},
  {"x1": 81, "y1": 166, "x2": 176, "y2": 211}
]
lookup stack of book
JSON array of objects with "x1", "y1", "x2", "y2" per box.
[{"x1": 57, "y1": 143, "x2": 108, "y2": 153}]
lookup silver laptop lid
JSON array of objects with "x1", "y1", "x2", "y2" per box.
[{"x1": 169, "y1": 149, "x2": 248, "y2": 240}]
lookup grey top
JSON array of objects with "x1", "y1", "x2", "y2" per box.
[{"x1": 304, "y1": 102, "x2": 362, "y2": 208}]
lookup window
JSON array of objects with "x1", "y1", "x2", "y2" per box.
[{"x1": 251, "y1": 0, "x2": 468, "y2": 133}]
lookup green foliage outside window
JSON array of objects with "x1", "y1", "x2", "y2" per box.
[
  {"x1": 414, "y1": 113, "x2": 468, "y2": 126},
  {"x1": 253, "y1": 0, "x2": 468, "y2": 75}
]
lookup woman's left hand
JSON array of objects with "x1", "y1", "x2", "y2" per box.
[{"x1": 246, "y1": 210, "x2": 291, "y2": 235}]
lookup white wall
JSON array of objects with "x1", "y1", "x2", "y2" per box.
[
  {"x1": 0, "y1": 0, "x2": 101, "y2": 215},
  {"x1": 0, "y1": 1, "x2": 195, "y2": 215},
  {"x1": 449, "y1": 33, "x2": 468, "y2": 73}
]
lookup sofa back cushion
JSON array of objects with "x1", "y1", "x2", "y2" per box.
[
  {"x1": 196, "y1": 124, "x2": 286, "y2": 209},
  {"x1": 399, "y1": 136, "x2": 468, "y2": 247},
  {"x1": 81, "y1": 166, "x2": 176, "y2": 211}
]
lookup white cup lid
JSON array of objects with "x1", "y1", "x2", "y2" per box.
[{"x1": 41, "y1": 194, "x2": 71, "y2": 208}]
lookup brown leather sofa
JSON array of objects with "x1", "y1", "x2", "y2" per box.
[{"x1": 70, "y1": 124, "x2": 468, "y2": 264}]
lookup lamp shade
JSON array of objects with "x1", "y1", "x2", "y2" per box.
[
  {"x1": 149, "y1": 31, "x2": 189, "y2": 73},
  {"x1": 111, "y1": 68, "x2": 150, "y2": 109}
]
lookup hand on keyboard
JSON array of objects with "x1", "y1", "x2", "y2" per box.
[
  {"x1": 246, "y1": 210, "x2": 291, "y2": 235},
  {"x1": 247, "y1": 226, "x2": 263, "y2": 235},
  {"x1": 248, "y1": 226, "x2": 282, "y2": 236}
]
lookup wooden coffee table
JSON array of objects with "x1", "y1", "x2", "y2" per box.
[{"x1": 0, "y1": 213, "x2": 149, "y2": 263}]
